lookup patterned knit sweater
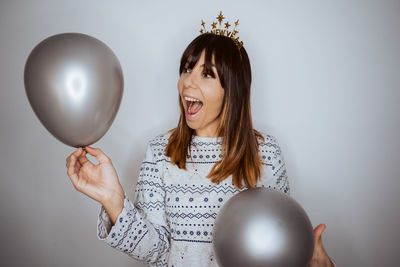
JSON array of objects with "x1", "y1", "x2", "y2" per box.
[{"x1": 97, "y1": 132, "x2": 290, "y2": 267}]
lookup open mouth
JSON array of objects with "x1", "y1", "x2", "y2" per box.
[{"x1": 184, "y1": 96, "x2": 203, "y2": 116}]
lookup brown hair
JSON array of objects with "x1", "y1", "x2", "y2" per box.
[{"x1": 166, "y1": 33, "x2": 264, "y2": 189}]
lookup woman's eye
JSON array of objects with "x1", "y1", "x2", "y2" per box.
[{"x1": 203, "y1": 72, "x2": 214, "y2": 78}]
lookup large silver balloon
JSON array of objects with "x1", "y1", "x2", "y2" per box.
[
  {"x1": 213, "y1": 188, "x2": 314, "y2": 267},
  {"x1": 24, "y1": 33, "x2": 123, "y2": 147}
]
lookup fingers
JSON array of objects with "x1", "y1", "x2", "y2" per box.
[
  {"x1": 66, "y1": 147, "x2": 83, "y2": 165},
  {"x1": 84, "y1": 146, "x2": 110, "y2": 164},
  {"x1": 67, "y1": 149, "x2": 81, "y2": 189},
  {"x1": 77, "y1": 149, "x2": 92, "y2": 167},
  {"x1": 73, "y1": 146, "x2": 83, "y2": 157}
]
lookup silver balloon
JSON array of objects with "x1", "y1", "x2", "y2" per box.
[
  {"x1": 213, "y1": 188, "x2": 314, "y2": 267},
  {"x1": 24, "y1": 33, "x2": 123, "y2": 147}
]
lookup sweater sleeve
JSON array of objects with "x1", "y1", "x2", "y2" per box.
[
  {"x1": 258, "y1": 134, "x2": 290, "y2": 196},
  {"x1": 96, "y1": 141, "x2": 170, "y2": 264}
]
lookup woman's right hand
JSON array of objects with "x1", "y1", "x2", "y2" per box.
[{"x1": 66, "y1": 146, "x2": 124, "y2": 206}]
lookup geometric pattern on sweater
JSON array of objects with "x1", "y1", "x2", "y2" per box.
[{"x1": 97, "y1": 131, "x2": 290, "y2": 267}]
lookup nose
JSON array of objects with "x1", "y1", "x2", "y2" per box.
[{"x1": 182, "y1": 71, "x2": 197, "y2": 88}]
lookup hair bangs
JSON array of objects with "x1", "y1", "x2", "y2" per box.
[{"x1": 180, "y1": 34, "x2": 222, "y2": 76}]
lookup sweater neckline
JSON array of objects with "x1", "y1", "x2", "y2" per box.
[{"x1": 191, "y1": 135, "x2": 222, "y2": 143}]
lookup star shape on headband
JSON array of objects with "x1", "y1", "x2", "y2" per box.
[
  {"x1": 217, "y1": 11, "x2": 224, "y2": 25},
  {"x1": 199, "y1": 11, "x2": 244, "y2": 50}
]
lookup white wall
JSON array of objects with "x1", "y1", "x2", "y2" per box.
[{"x1": 0, "y1": 0, "x2": 399, "y2": 266}]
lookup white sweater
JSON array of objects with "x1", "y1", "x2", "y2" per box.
[{"x1": 97, "y1": 132, "x2": 290, "y2": 267}]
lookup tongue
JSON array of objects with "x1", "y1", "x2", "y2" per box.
[{"x1": 190, "y1": 102, "x2": 203, "y2": 114}]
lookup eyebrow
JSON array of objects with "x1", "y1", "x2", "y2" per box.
[
  {"x1": 184, "y1": 62, "x2": 216, "y2": 69},
  {"x1": 200, "y1": 64, "x2": 216, "y2": 67}
]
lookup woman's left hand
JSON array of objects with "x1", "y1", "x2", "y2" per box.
[{"x1": 308, "y1": 224, "x2": 334, "y2": 267}]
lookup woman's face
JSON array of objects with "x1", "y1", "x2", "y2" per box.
[{"x1": 178, "y1": 50, "x2": 224, "y2": 137}]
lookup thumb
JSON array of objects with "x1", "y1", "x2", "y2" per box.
[
  {"x1": 77, "y1": 150, "x2": 94, "y2": 167},
  {"x1": 85, "y1": 146, "x2": 110, "y2": 164},
  {"x1": 313, "y1": 224, "x2": 326, "y2": 243}
]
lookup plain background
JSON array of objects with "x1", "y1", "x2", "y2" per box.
[{"x1": 1, "y1": 0, "x2": 399, "y2": 266}]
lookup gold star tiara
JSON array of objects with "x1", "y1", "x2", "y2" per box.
[{"x1": 200, "y1": 11, "x2": 244, "y2": 50}]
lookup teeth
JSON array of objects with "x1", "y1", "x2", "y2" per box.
[{"x1": 184, "y1": 96, "x2": 201, "y2": 102}]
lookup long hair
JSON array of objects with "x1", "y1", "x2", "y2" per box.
[{"x1": 166, "y1": 33, "x2": 264, "y2": 189}]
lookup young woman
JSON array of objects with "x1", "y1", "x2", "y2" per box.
[{"x1": 66, "y1": 32, "x2": 334, "y2": 266}]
